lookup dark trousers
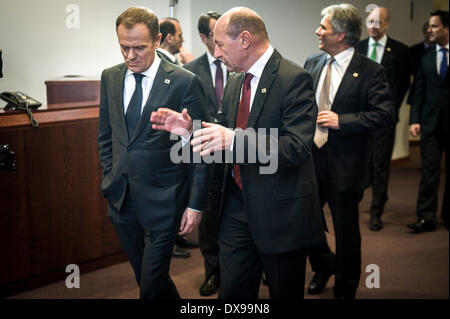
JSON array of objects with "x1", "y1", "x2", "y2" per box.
[
  {"x1": 370, "y1": 126, "x2": 396, "y2": 217},
  {"x1": 199, "y1": 166, "x2": 223, "y2": 280},
  {"x1": 218, "y1": 179, "x2": 307, "y2": 299},
  {"x1": 309, "y1": 145, "x2": 363, "y2": 298},
  {"x1": 108, "y1": 190, "x2": 180, "y2": 299},
  {"x1": 417, "y1": 127, "x2": 449, "y2": 224}
]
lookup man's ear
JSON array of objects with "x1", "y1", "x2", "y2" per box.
[
  {"x1": 155, "y1": 33, "x2": 162, "y2": 49},
  {"x1": 337, "y1": 32, "x2": 346, "y2": 43},
  {"x1": 239, "y1": 31, "x2": 252, "y2": 48}
]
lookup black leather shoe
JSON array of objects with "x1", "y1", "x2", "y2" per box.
[
  {"x1": 307, "y1": 272, "x2": 332, "y2": 295},
  {"x1": 407, "y1": 219, "x2": 437, "y2": 233},
  {"x1": 369, "y1": 215, "x2": 383, "y2": 231},
  {"x1": 199, "y1": 274, "x2": 220, "y2": 296},
  {"x1": 172, "y1": 244, "x2": 190, "y2": 258},
  {"x1": 175, "y1": 235, "x2": 199, "y2": 248}
]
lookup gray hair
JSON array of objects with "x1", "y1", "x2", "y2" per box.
[{"x1": 321, "y1": 4, "x2": 362, "y2": 47}]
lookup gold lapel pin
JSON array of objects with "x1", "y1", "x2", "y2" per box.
[
  {"x1": 262, "y1": 88, "x2": 267, "y2": 93},
  {"x1": 164, "y1": 79, "x2": 170, "y2": 84},
  {"x1": 386, "y1": 47, "x2": 391, "y2": 52},
  {"x1": 353, "y1": 72, "x2": 359, "y2": 78}
]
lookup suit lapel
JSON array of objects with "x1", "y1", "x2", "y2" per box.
[
  {"x1": 311, "y1": 54, "x2": 328, "y2": 90},
  {"x1": 129, "y1": 59, "x2": 173, "y2": 144},
  {"x1": 381, "y1": 37, "x2": 393, "y2": 67},
  {"x1": 228, "y1": 73, "x2": 245, "y2": 129},
  {"x1": 114, "y1": 64, "x2": 129, "y2": 144},
  {"x1": 333, "y1": 52, "x2": 362, "y2": 108},
  {"x1": 246, "y1": 50, "x2": 280, "y2": 128}
]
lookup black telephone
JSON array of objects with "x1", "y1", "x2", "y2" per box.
[{"x1": 0, "y1": 91, "x2": 42, "y2": 110}]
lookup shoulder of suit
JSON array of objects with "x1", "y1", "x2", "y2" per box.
[
  {"x1": 355, "y1": 51, "x2": 385, "y2": 73},
  {"x1": 183, "y1": 54, "x2": 206, "y2": 72},
  {"x1": 160, "y1": 58, "x2": 196, "y2": 79},
  {"x1": 386, "y1": 37, "x2": 409, "y2": 51},
  {"x1": 101, "y1": 63, "x2": 126, "y2": 78}
]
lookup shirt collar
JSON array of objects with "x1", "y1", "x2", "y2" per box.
[
  {"x1": 369, "y1": 34, "x2": 388, "y2": 48},
  {"x1": 329, "y1": 47, "x2": 355, "y2": 68},
  {"x1": 157, "y1": 48, "x2": 177, "y2": 63},
  {"x1": 247, "y1": 44, "x2": 274, "y2": 79},
  {"x1": 206, "y1": 50, "x2": 218, "y2": 66},
  {"x1": 436, "y1": 43, "x2": 450, "y2": 52},
  {"x1": 126, "y1": 54, "x2": 161, "y2": 80}
]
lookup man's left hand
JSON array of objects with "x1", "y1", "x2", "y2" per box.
[
  {"x1": 317, "y1": 110, "x2": 340, "y2": 130},
  {"x1": 191, "y1": 122, "x2": 235, "y2": 156},
  {"x1": 178, "y1": 208, "x2": 202, "y2": 235}
]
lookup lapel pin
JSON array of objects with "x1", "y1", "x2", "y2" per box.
[
  {"x1": 262, "y1": 88, "x2": 267, "y2": 93},
  {"x1": 353, "y1": 72, "x2": 359, "y2": 78},
  {"x1": 386, "y1": 47, "x2": 391, "y2": 52},
  {"x1": 164, "y1": 79, "x2": 170, "y2": 84}
]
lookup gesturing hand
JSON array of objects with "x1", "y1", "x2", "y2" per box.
[
  {"x1": 178, "y1": 208, "x2": 202, "y2": 235},
  {"x1": 191, "y1": 122, "x2": 235, "y2": 156},
  {"x1": 150, "y1": 107, "x2": 193, "y2": 139}
]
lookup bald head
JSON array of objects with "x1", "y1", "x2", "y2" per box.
[
  {"x1": 367, "y1": 6, "x2": 390, "y2": 41},
  {"x1": 213, "y1": 7, "x2": 270, "y2": 72},
  {"x1": 219, "y1": 7, "x2": 268, "y2": 41}
]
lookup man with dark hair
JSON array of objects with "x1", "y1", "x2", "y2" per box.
[
  {"x1": 183, "y1": 11, "x2": 226, "y2": 296},
  {"x1": 157, "y1": 18, "x2": 194, "y2": 65},
  {"x1": 408, "y1": 10, "x2": 449, "y2": 232},
  {"x1": 304, "y1": 4, "x2": 394, "y2": 298},
  {"x1": 98, "y1": 6, "x2": 210, "y2": 298},
  {"x1": 151, "y1": 7, "x2": 326, "y2": 299},
  {"x1": 356, "y1": 6, "x2": 411, "y2": 231}
]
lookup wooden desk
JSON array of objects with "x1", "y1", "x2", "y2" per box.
[
  {"x1": 0, "y1": 106, "x2": 126, "y2": 297},
  {"x1": 45, "y1": 77, "x2": 100, "y2": 109}
]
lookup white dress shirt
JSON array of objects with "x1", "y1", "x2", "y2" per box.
[
  {"x1": 206, "y1": 50, "x2": 228, "y2": 88},
  {"x1": 436, "y1": 43, "x2": 449, "y2": 77},
  {"x1": 367, "y1": 34, "x2": 388, "y2": 64},
  {"x1": 245, "y1": 44, "x2": 274, "y2": 111},
  {"x1": 316, "y1": 47, "x2": 355, "y2": 108},
  {"x1": 123, "y1": 55, "x2": 161, "y2": 114}
]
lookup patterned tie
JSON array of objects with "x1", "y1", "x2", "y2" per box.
[
  {"x1": 233, "y1": 73, "x2": 253, "y2": 189},
  {"x1": 440, "y1": 47, "x2": 448, "y2": 81},
  {"x1": 214, "y1": 59, "x2": 224, "y2": 110},
  {"x1": 125, "y1": 73, "x2": 144, "y2": 139},
  {"x1": 370, "y1": 42, "x2": 378, "y2": 62},
  {"x1": 314, "y1": 57, "x2": 334, "y2": 148}
]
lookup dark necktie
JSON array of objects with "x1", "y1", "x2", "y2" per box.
[
  {"x1": 314, "y1": 56, "x2": 334, "y2": 148},
  {"x1": 126, "y1": 73, "x2": 144, "y2": 139},
  {"x1": 440, "y1": 47, "x2": 448, "y2": 81},
  {"x1": 233, "y1": 73, "x2": 253, "y2": 190},
  {"x1": 214, "y1": 59, "x2": 224, "y2": 110}
]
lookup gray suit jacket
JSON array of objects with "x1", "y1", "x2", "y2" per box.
[{"x1": 98, "y1": 59, "x2": 211, "y2": 230}]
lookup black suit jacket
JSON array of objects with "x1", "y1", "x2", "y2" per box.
[
  {"x1": 184, "y1": 53, "x2": 228, "y2": 122},
  {"x1": 304, "y1": 51, "x2": 395, "y2": 192},
  {"x1": 356, "y1": 37, "x2": 410, "y2": 122},
  {"x1": 220, "y1": 49, "x2": 325, "y2": 254},
  {"x1": 98, "y1": 59, "x2": 211, "y2": 230},
  {"x1": 410, "y1": 47, "x2": 449, "y2": 137}
]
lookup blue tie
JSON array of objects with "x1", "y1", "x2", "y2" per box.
[
  {"x1": 126, "y1": 73, "x2": 144, "y2": 139},
  {"x1": 440, "y1": 47, "x2": 448, "y2": 81}
]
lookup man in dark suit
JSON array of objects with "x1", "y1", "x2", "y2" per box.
[
  {"x1": 183, "y1": 11, "x2": 226, "y2": 296},
  {"x1": 151, "y1": 7, "x2": 325, "y2": 299},
  {"x1": 408, "y1": 10, "x2": 449, "y2": 232},
  {"x1": 97, "y1": 7, "x2": 210, "y2": 299},
  {"x1": 304, "y1": 4, "x2": 394, "y2": 298},
  {"x1": 356, "y1": 6, "x2": 411, "y2": 231}
]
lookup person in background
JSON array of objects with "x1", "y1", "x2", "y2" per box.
[
  {"x1": 157, "y1": 17, "x2": 194, "y2": 66},
  {"x1": 408, "y1": 10, "x2": 449, "y2": 233},
  {"x1": 355, "y1": 6, "x2": 411, "y2": 231},
  {"x1": 304, "y1": 4, "x2": 394, "y2": 298}
]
